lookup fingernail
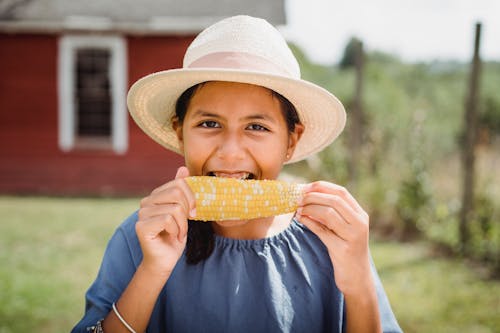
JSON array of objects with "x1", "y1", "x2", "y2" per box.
[
  {"x1": 189, "y1": 208, "x2": 196, "y2": 218},
  {"x1": 175, "y1": 167, "x2": 183, "y2": 178}
]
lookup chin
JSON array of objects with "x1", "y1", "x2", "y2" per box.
[{"x1": 212, "y1": 219, "x2": 251, "y2": 228}]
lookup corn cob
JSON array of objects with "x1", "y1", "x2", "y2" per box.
[{"x1": 185, "y1": 176, "x2": 303, "y2": 221}]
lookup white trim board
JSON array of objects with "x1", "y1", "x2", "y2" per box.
[{"x1": 58, "y1": 35, "x2": 128, "y2": 154}]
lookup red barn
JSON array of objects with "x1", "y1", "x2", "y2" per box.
[{"x1": 0, "y1": 0, "x2": 285, "y2": 195}]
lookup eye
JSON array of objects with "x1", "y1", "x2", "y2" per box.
[
  {"x1": 246, "y1": 123, "x2": 269, "y2": 131},
  {"x1": 199, "y1": 120, "x2": 220, "y2": 128}
]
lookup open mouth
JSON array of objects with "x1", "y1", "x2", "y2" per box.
[{"x1": 207, "y1": 172, "x2": 255, "y2": 180}]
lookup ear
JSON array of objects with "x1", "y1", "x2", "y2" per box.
[
  {"x1": 285, "y1": 123, "x2": 304, "y2": 161},
  {"x1": 172, "y1": 116, "x2": 184, "y2": 152}
]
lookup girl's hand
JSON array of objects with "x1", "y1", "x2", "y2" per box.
[
  {"x1": 296, "y1": 181, "x2": 372, "y2": 296},
  {"x1": 135, "y1": 166, "x2": 196, "y2": 278}
]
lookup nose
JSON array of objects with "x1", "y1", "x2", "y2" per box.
[{"x1": 216, "y1": 131, "x2": 246, "y2": 162}]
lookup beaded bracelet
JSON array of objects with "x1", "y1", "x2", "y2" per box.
[
  {"x1": 112, "y1": 302, "x2": 137, "y2": 333},
  {"x1": 87, "y1": 319, "x2": 104, "y2": 333}
]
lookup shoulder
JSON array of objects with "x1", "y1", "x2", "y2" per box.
[
  {"x1": 103, "y1": 211, "x2": 142, "y2": 266},
  {"x1": 116, "y1": 210, "x2": 139, "y2": 238}
]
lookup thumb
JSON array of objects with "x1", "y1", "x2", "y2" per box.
[{"x1": 175, "y1": 166, "x2": 190, "y2": 179}]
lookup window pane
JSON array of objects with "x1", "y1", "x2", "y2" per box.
[{"x1": 76, "y1": 48, "x2": 111, "y2": 137}]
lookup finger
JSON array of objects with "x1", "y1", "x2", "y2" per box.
[
  {"x1": 139, "y1": 203, "x2": 187, "y2": 222},
  {"x1": 140, "y1": 192, "x2": 191, "y2": 243},
  {"x1": 142, "y1": 177, "x2": 196, "y2": 219},
  {"x1": 166, "y1": 202, "x2": 190, "y2": 242},
  {"x1": 173, "y1": 166, "x2": 195, "y2": 214},
  {"x1": 174, "y1": 167, "x2": 197, "y2": 219},
  {"x1": 298, "y1": 214, "x2": 344, "y2": 245},
  {"x1": 141, "y1": 185, "x2": 191, "y2": 216},
  {"x1": 297, "y1": 214, "x2": 327, "y2": 236},
  {"x1": 175, "y1": 166, "x2": 190, "y2": 179},
  {"x1": 298, "y1": 204, "x2": 350, "y2": 241},
  {"x1": 139, "y1": 200, "x2": 190, "y2": 242},
  {"x1": 304, "y1": 181, "x2": 365, "y2": 214},
  {"x1": 300, "y1": 192, "x2": 363, "y2": 226},
  {"x1": 136, "y1": 214, "x2": 180, "y2": 241}
]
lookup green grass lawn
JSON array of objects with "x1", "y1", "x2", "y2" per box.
[{"x1": 1, "y1": 196, "x2": 499, "y2": 333}]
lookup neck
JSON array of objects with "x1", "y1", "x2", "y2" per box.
[{"x1": 211, "y1": 213, "x2": 294, "y2": 240}]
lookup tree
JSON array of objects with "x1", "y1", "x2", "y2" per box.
[{"x1": 339, "y1": 37, "x2": 363, "y2": 69}]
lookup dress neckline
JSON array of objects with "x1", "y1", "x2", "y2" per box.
[{"x1": 214, "y1": 218, "x2": 303, "y2": 249}]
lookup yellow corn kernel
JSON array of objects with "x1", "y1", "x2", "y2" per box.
[{"x1": 185, "y1": 176, "x2": 303, "y2": 221}]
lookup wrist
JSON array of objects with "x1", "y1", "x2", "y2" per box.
[
  {"x1": 342, "y1": 272, "x2": 377, "y2": 302},
  {"x1": 340, "y1": 263, "x2": 376, "y2": 297},
  {"x1": 137, "y1": 261, "x2": 173, "y2": 283},
  {"x1": 343, "y1": 278, "x2": 382, "y2": 333}
]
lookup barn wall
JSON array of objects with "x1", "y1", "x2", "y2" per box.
[{"x1": 0, "y1": 33, "x2": 194, "y2": 196}]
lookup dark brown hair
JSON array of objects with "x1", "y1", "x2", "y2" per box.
[{"x1": 174, "y1": 82, "x2": 301, "y2": 264}]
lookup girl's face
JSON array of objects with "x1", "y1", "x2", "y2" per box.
[{"x1": 174, "y1": 81, "x2": 302, "y2": 181}]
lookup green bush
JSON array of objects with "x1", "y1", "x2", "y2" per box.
[
  {"x1": 396, "y1": 159, "x2": 432, "y2": 240},
  {"x1": 287, "y1": 41, "x2": 500, "y2": 271}
]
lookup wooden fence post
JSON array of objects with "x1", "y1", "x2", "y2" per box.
[
  {"x1": 348, "y1": 40, "x2": 364, "y2": 188},
  {"x1": 460, "y1": 22, "x2": 482, "y2": 254}
]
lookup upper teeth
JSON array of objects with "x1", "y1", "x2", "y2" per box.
[{"x1": 213, "y1": 172, "x2": 250, "y2": 180}]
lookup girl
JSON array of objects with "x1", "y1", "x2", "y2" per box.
[{"x1": 73, "y1": 15, "x2": 401, "y2": 333}]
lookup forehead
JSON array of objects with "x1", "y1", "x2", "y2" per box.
[
  {"x1": 195, "y1": 81, "x2": 273, "y2": 97},
  {"x1": 188, "y1": 81, "x2": 283, "y2": 117}
]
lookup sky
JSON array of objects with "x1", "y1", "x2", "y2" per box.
[{"x1": 280, "y1": 0, "x2": 500, "y2": 65}]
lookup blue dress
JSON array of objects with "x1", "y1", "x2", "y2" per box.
[{"x1": 72, "y1": 212, "x2": 402, "y2": 333}]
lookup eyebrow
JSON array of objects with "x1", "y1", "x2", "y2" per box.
[
  {"x1": 242, "y1": 114, "x2": 277, "y2": 123},
  {"x1": 190, "y1": 110, "x2": 277, "y2": 124},
  {"x1": 190, "y1": 110, "x2": 221, "y2": 119}
]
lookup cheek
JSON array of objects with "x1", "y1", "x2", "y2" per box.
[
  {"x1": 270, "y1": 131, "x2": 290, "y2": 156},
  {"x1": 252, "y1": 134, "x2": 289, "y2": 175},
  {"x1": 258, "y1": 139, "x2": 287, "y2": 159},
  {"x1": 181, "y1": 132, "x2": 209, "y2": 172}
]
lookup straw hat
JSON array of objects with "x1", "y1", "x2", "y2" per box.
[{"x1": 127, "y1": 15, "x2": 346, "y2": 164}]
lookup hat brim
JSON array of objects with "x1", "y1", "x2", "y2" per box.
[{"x1": 127, "y1": 68, "x2": 346, "y2": 164}]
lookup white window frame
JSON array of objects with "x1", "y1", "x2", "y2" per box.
[{"x1": 58, "y1": 35, "x2": 128, "y2": 154}]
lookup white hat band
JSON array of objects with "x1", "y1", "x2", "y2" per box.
[{"x1": 187, "y1": 51, "x2": 295, "y2": 78}]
